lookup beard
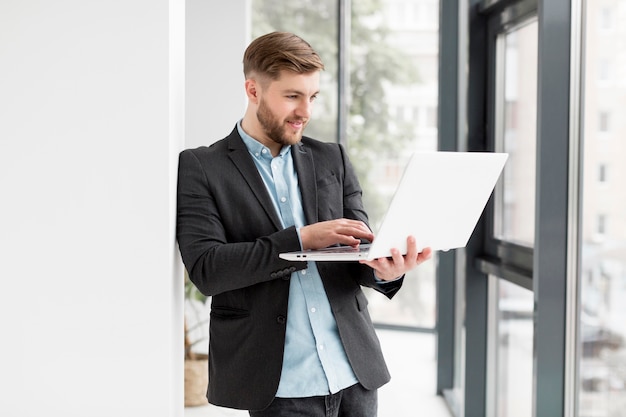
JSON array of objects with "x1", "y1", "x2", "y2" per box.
[{"x1": 257, "y1": 98, "x2": 306, "y2": 147}]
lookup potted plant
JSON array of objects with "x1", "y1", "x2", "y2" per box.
[{"x1": 184, "y1": 272, "x2": 210, "y2": 407}]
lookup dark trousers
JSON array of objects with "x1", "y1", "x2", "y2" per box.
[{"x1": 249, "y1": 383, "x2": 378, "y2": 417}]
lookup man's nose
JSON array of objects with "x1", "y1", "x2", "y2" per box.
[{"x1": 295, "y1": 99, "x2": 312, "y2": 118}]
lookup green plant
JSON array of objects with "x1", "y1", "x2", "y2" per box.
[{"x1": 184, "y1": 271, "x2": 209, "y2": 361}]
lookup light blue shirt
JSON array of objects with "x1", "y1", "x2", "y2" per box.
[{"x1": 237, "y1": 122, "x2": 358, "y2": 397}]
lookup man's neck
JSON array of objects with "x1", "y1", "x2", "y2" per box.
[{"x1": 240, "y1": 116, "x2": 282, "y2": 157}]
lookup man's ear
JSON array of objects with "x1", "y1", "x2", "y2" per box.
[{"x1": 245, "y1": 79, "x2": 259, "y2": 103}]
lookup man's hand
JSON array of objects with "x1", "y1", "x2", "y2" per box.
[
  {"x1": 300, "y1": 219, "x2": 374, "y2": 250},
  {"x1": 359, "y1": 236, "x2": 432, "y2": 281}
]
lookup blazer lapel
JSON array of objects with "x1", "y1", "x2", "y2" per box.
[
  {"x1": 292, "y1": 142, "x2": 318, "y2": 225},
  {"x1": 226, "y1": 132, "x2": 284, "y2": 231}
]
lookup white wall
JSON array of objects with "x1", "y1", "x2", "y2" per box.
[
  {"x1": 0, "y1": 1, "x2": 247, "y2": 416},
  {"x1": 186, "y1": 0, "x2": 250, "y2": 149}
]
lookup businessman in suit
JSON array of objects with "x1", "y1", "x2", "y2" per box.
[{"x1": 176, "y1": 32, "x2": 431, "y2": 416}]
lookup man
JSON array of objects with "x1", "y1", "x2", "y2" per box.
[{"x1": 176, "y1": 31, "x2": 431, "y2": 416}]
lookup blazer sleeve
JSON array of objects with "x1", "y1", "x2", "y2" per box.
[
  {"x1": 176, "y1": 149, "x2": 307, "y2": 296},
  {"x1": 336, "y1": 143, "x2": 404, "y2": 299}
]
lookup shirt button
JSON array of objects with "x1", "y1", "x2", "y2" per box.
[
  {"x1": 280, "y1": 197, "x2": 287, "y2": 203},
  {"x1": 310, "y1": 307, "x2": 317, "y2": 313},
  {"x1": 301, "y1": 270, "x2": 307, "y2": 275},
  {"x1": 262, "y1": 149, "x2": 267, "y2": 154},
  {"x1": 318, "y1": 344, "x2": 325, "y2": 351}
]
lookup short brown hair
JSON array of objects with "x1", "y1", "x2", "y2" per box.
[{"x1": 243, "y1": 32, "x2": 324, "y2": 81}]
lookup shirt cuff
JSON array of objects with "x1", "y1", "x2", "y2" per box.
[
  {"x1": 296, "y1": 227, "x2": 304, "y2": 250},
  {"x1": 374, "y1": 272, "x2": 403, "y2": 283}
]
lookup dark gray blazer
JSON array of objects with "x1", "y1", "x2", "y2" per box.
[{"x1": 176, "y1": 127, "x2": 404, "y2": 410}]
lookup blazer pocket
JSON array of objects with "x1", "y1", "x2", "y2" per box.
[
  {"x1": 317, "y1": 172, "x2": 339, "y2": 188},
  {"x1": 210, "y1": 306, "x2": 250, "y2": 320}
]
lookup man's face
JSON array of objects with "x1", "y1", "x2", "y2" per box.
[{"x1": 255, "y1": 70, "x2": 320, "y2": 147}]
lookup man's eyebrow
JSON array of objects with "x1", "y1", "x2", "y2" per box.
[{"x1": 282, "y1": 88, "x2": 320, "y2": 96}]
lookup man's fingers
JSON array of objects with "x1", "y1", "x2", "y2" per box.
[
  {"x1": 359, "y1": 236, "x2": 433, "y2": 281},
  {"x1": 332, "y1": 220, "x2": 373, "y2": 243},
  {"x1": 417, "y1": 247, "x2": 433, "y2": 264},
  {"x1": 404, "y1": 236, "x2": 418, "y2": 264},
  {"x1": 333, "y1": 234, "x2": 362, "y2": 247},
  {"x1": 301, "y1": 218, "x2": 373, "y2": 250}
]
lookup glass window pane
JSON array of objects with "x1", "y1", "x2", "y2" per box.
[
  {"x1": 578, "y1": 1, "x2": 626, "y2": 416},
  {"x1": 250, "y1": 0, "x2": 339, "y2": 142},
  {"x1": 494, "y1": 21, "x2": 538, "y2": 247},
  {"x1": 492, "y1": 277, "x2": 534, "y2": 417},
  {"x1": 250, "y1": 0, "x2": 439, "y2": 329},
  {"x1": 354, "y1": 0, "x2": 439, "y2": 328}
]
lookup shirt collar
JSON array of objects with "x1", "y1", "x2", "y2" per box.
[{"x1": 237, "y1": 120, "x2": 291, "y2": 160}]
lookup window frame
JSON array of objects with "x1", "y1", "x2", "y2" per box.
[
  {"x1": 479, "y1": 0, "x2": 538, "y2": 291},
  {"x1": 460, "y1": 0, "x2": 580, "y2": 416}
]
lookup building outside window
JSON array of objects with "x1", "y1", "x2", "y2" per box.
[
  {"x1": 578, "y1": 1, "x2": 626, "y2": 416},
  {"x1": 488, "y1": 17, "x2": 538, "y2": 417},
  {"x1": 493, "y1": 21, "x2": 538, "y2": 249},
  {"x1": 599, "y1": 111, "x2": 610, "y2": 133},
  {"x1": 598, "y1": 163, "x2": 607, "y2": 183}
]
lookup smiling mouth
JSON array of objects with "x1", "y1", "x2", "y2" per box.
[{"x1": 287, "y1": 119, "x2": 306, "y2": 130}]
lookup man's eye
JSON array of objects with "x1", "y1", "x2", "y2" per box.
[{"x1": 310, "y1": 95, "x2": 318, "y2": 102}]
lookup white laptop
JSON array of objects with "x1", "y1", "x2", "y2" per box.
[{"x1": 279, "y1": 151, "x2": 508, "y2": 262}]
